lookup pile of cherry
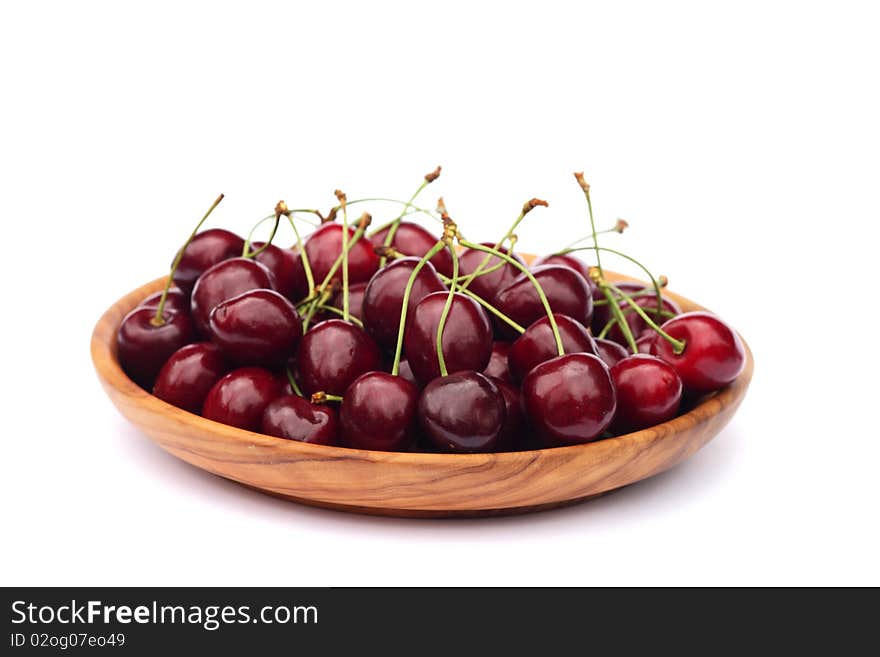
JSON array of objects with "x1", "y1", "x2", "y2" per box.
[{"x1": 117, "y1": 171, "x2": 746, "y2": 453}]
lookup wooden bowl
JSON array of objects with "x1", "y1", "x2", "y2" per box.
[{"x1": 91, "y1": 268, "x2": 753, "y2": 517}]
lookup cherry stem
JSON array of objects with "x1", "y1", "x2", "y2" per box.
[
  {"x1": 599, "y1": 284, "x2": 638, "y2": 353},
  {"x1": 152, "y1": 193, "x2": 224, "y2": 327},
  {"x1": 557, "y1": 221, "x2": 627, "y2": 253},
  {"x1": 311, "y1": 392, "x2": 343, "y2": 404},
  {"x1": 242, "y1": 211, "x2": 280, "y2": 259},
  {"x1": 285, "y1": 213, "x2": 316, "y2": 298},
  {"x1": 379, "y1": 167, "x2": 440, "y2": 268},
  {"x1": 562, "y1": 245, "x2": 664, "y2": 313},
  {"x1": 436, "y1": 274, "x2": 525, "y2": 334},
  {"x1": 285, "y1": 366, "x2": 304, "y2": 398},
  {"x1": 336, "y1": 191, "x2": 351, "y2": 323},
  {"x1": 435, "y1": 245, "x2": 460, "y2": 377},
  {"x1": 459, "y1": 239, "x2": 564, "y2": 356},
  {"x1": 607, "y1": 281, "x2": 686, "y2": 354},
  {"x1": 390, "y1": 240, "x2": 448, "y2": 376},
  {"x1": 596, "y1": 303, "x2": 676, "y2": 339},
  {"x1": 315, "y1": 304, "x2": 364, "y2": 328},
  {"x1": 574, "y1": 172, "x2": 603, "y2": 277}
]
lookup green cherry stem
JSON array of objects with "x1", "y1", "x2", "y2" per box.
[
  {"x1": 379, "y1": 166, "x2": 441, "y2": 268},
  {"x1": 152, "y1": 193, "x2": 224, "y2": 327},
  {"x1": 596, "y1": 281, "x2": 638, "y2": 353},
  {"x1": 434, "y1": 244, "x2": 460, "y2": 377},
  {"x1": 574, "y1": 172, "x2": 603, "y2": 277},
  {"x1": 285, "y1": 366, "x2": 304, "y2": 398},
  {"x1": 458, "y1": 238, "x2": 564, "y2": 356},
  {"x1": 335, "y1": 190, "x2": 351, "y2": 322},
  {"x1": 315, "y1": 304, "x2": 364, "y2": 328},
  {"x1": 311, "y1": 392, "x2": 343, "y2": 404},
  {"x1": 561, "y1": 245, "x2": 664, "y2": 313},
  {"x1": 557, "y1": 219, "x2": 628, "y2": 253},
  {"x1": 285, "y1": 212, "x2": 316, "y2": 297},
  {"x1": 607, "y1": 282, "x2": 686, "y2": 354},
  {"x1": 596, "y1": 303, "x2": 677, "y2": 339},
  {"x1": 243, "y1": 201, "x2": 285, "y2": 259},
  {"x1": 436, "y1": 274, "x2": 525, "y2": 334}
]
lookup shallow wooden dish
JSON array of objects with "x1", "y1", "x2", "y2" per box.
[{"x1": 91, "y1": 267, "x2": 753, "y2": 518}]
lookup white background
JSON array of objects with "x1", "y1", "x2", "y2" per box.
[{"x1": 1, "y1": 1, "x2": 878, "y2": 586}]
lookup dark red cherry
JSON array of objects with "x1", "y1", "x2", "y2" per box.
[
  {"x1": 362, "y1": 257, "x2": 446, "y2": 351},
  {"x1": 650, "y1": 312, "x2": 746, "y2": 393},
  {"x1": 595, "y1": 337, "x2": 629, "y2": 368},
  {"x1": 209, "y1": 289, "x2": 303, "y2": 368},
  {"x1": 202, "y1": 367, "x2": 281, "y2": 431},
  {"x1": 251, "y1": 242, "x2": 303, "y2": 301},
  {"x1": 636, "y1": 333, "x2": 656, "y2": 354},
  {"x1": 138, "y1": 287, "x2": 190, "y2": 315},
  {"x1": 153, "y1": 342, "x2": 228, "y2": 413},
  {"x1": 533, "y1": 253, "x2": 594, "y2": 290},
  {"x1": 457, "y1": 242, "x2": 525, "y2": 303},
  {"x1": 330, "y1": 281, "x2": 368, "y2": 323},
  {"x1": 369, "y1": 222, "x2": 453, "y2": 277},
  {"x1": 418, "y1": 371, "x2": 505, "y2": 453},
  {"x1": 297, "y1": 319, "x2": 382, "y2": 396},
  {"x1": 117, "y1": 307, "x2": 195, "y2": 389},
  {"x1": 591, "y1": 281, "x2": 644, "y2": 335},
  {"x1": 396, "y1": 357, "x2": 421, "y2": 389},
  {"x1": 304, "y1": 222, "x2": 379, "y2": 286},
  {"x1": 490, "y1": 377, "x2": 527, "y2": 451},
  {"x1": 173, "y1": 228, "x2": 245, "y2": 294},
  {"x1": 190, "y1": 257, "x2": 276, "y2": 336},
  {"x1": 494, "y1": 265, "x2": 593, "y2": 339},
  {"x1": 606, "y1": 293, "x2": 682, "y2": 346},
  {"x1": 610, "y1": 354, "x2": 682, "y2": 433},
  {"x1": 483, "y1": 341, "x2": 513, "y2": 383},
  {"x1": 508, "y1": 314, "x2": 598, "y2": 382},
  {"x1": 522, "y1": 353, "x2": 616, "y2": 446},
  {"x1": 339, "y1": 371, "x2": 419, "y2": 451},
  {"x1": 261, "y1": 395, "x2": 339, "y2": 445},
  {"x1": 403, "y1": 292, "x2": 493, "y2": 384}
]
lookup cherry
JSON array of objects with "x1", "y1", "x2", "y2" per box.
[
  {"x1": 137, "y1": 287, "x2": 190, "y2": 315},
  {"x1": 591, "y1": 281, "x2": 644, "y2": 335},
  {"x1": 261, "y1": 394, "x2": 339, "y2": 445},
  {"x1": 494, "y1": 264, "x2": 593, "y2": 339},
  {"x1": 370, "y1": 222, "x2": 453, "y2": 277},
  {"x1": 522, "y1": 353, "x2": 616, "y2": 446},
  {"x1": 606, "y1": 293, "x2": 681, "y2": 346},
  {"x1": 330, "y1": 281, "x2": 367, "y2": 323},
  {"x1": 636, "y1": 333, "x2": 656, "y2": 354},
  {"x1": 339, "y1": 371, "x2": 419, "y2": 451},
  {"x1": 202, "y1": 367, "x2": 281, "y2": 431},
  {"x1": 362, "y1": 257, "x2": 446, "y2": 351},
  {"x1": 173, "y1": 228, "x2": 244, "y2": 294},
  {"x1": 304, "y1": 222, "x2": 379, "y2": 286},
  {"x1": 490, "y1": 377, "x2": 528, "y2": 451},
  {"x1": 483, "y1": 341, "x2": 513, "y2": 383},
  {"x1": 508, "y1": 314, "x2": 598, "y2": 382},
  {"x1": 251, "y1": 241, "x2": 304, "y2": 301},
  {"x1": 650, "y1": 311, "x2": 746, "y2": 393},
  {"x1": 532, "y1": 253, "x2": 594, "y2": 289},
  {"x1": 209, "y1": 289, "x2": 303, "y2": 368},
  {"x1": 190, "y1": 257, "x2": 276, "y2": 336},
  {"x1": 457, "y1": 242, "x2": 525, "y2": 303},
  {"x1": 117, "y1": 306, "x2": 194, "y2": 388},
  {"x1": 403, "y1": 291, "x2": 493, "y2": 384},
  {"x1": 610, "y1": 354, "x2": 682, "y2": 433},
  {"x1": 153, "y1": 342, "x2": 228, "y2": 413},
  {"x1": 418, "y1": 371, "x2": 506, "y2": 452},
  {"x1": 296, "y1": 319, "x2": 382, "y2": 396},
  {"x1": 594, "y1": 337, "x2": 628, "y2": 368},
  {"x1": 395, "y1": 357, "x2": 421, "y2": 389}
]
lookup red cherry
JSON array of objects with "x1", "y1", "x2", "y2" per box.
[
  {"x1": 650, "y1": 312, "x2": 745, "y2": 393},
  {"x1": 209, "y1": 289, "x2": 303, "y2": 368},
  {"x1": 483, "y1": 341, "x2": 513, "y2": 383},
  {"x1": 606, "y1": 293, "x2": 681, "y2": 346},
  {"x1": 137, "y1": 287, "x2": 190, "y2": 315},
  {"x1": 494, "y1": 264, "x2": 593, "y2": 339},
  {"x1": 361, "y1": 257, "x2": 446, "y2": 350},
  {"x1": 457, "y1": 242, "x2": 525, "y2": 303},
  {"x1": 395, "y1": 357, "x2": 421, "y2": 389},
  {"x1": 403, "y1": 292, "x2": 493, "y2": 384},
  {"x1": 339, "y1": 371, "x2": 419, "y2": 451},
  {"x1": 533, "y1": 253, "x2": 594, "y2": 289},
  {"x1": 117, "y1": 306, "x2": 195, "y2": 389},
  {"x1": 330, "y1": 281, "x2": 368, "y2": 323},
  {"x1": 369, "y1": 222, "x2": 453, "y2": 276},
  {"x1": 490, "y1": 377, "x2": 528, "y2": 451},
  {"x1": 202, "y1": 367, "x2": 281, "y2": 431},
  {"x1": 594, "y1": 337, "x2": 628, "y2": 368},
  {"x1": 251, "y1": 242, "x2": 304, "y2": 301},
  {"x1": 304, "y1": 223, "x2": 379, "y2": 286},
  {"x1": 610, "y1": 354, "x2": 682, "y2": 433},
  {"x1": 418, "y1": 371, "x2": 505, "y2": 453},
  {"x1": 296, "y1": 319, "x2": 382, "y2": 396},
  {"x1": 508, "y1": 314, "x2": 598, "y2": 382},
  {"x1": 172, "y1": 228, "x2": 244, "y2": 294},
  {"x1": 522, "y1": 353, "x2": 616, "y2": 446},
  {"x1": 261, "y1": 395, "x2": 339, "y2": 445},
  {"x1": 190, "y1": 257, "x2": 276, "y2": 336},
  {"x1": 153, "y1": 342, "x2": 228, "y2": 413},
  {"x1": 636, "y1": 333, "x2": 656, "y2": 354}
]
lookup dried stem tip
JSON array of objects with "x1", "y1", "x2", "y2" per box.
[
  {"x1": 320, "y1": 206, "x2": 339, "y2": 224},
  {"x1": 522, "y1": 198, "x2": 549, "y2": 214},
  {"x1": 275, "y1": 200, "x2": 290, "y2": 218},
  {"x1": 573, "y1": 172, "x2": 590, "y2": 193},
  {"x1": 658, "y1": 275, "x2": 668, "y2": 288},
  {"x1": 588, "y1": 266, "x2": 603, "y2": 285},
  {"x1": 424, "y1": 165, "x2": 442, "y2": 183},
  {"x1": 435, "y1": 196, "x2": 448, "y2": 216},
  {"x1": 374, "y1": 244, "x2": 404, "y2": 259},
  {"x1": 441, "y1": 214, "x2": 459, "y2": 244},
  {"x1": 311, "y1": 392, "x2": 328, "y2": 405},
  {"x1": 334, "y1": 189, "x2": 347, "y2": 207},
  {"x1": 614, "y1": 218, "x2": 629, "y2": 233},
  {"x1": 357, "y1": 212, "x2": 372, "y2": 231}
]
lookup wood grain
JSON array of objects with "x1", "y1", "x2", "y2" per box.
[{"x1": 91, "y1": 267, "x2": 754, "y2": 517}]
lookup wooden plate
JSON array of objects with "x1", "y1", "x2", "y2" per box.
[{"x1": 91, "y1": 268, "x2": 753, "y2": 517}]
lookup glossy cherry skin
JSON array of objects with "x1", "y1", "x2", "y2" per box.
[
  {"x1": 261, "y1": 394, "x2": 339, "y2": 445},
  {"x1": 591, "y1": 281, "x2": 644, "y2": 335},
  {"x1": 403, "y1": 292, "x2": 493, "y2": 384},
  {"x1": 304, "y1": 222, "x2": 379, "y2": 286},
  {"x1": 594, "y1": 337, "x2": 629, "y2": 368},
  {"x1": 362, "y1": 257, "x2": 446, "y2": 350},
  {"x1": 483, "y1": 341, "x2": 513, "y2": 383},
  {"x1": 173, "y1": 228, "x2": 245, "y2": 294},
  {"x1": 297, "y1": 319, "x2": 382, "y2": 396},
  {"x1": 508, "y1": 314, "x2": 598, "y2": 382},
  {"x1": 610, "y1": 354, "x2": 682, "y2": 434},
  {"x1": 137, "y1": 287, "x2": 190, "y2": 314},
  {"x1": 251, "y1": 242, "x2": 304, "y2": 301},
  {"x1": 606, "y1": 293, "x2": 682, "y2": 346},
  {"x1": 493, "y1": 264, "x2": 593, "y2": 339},
  {"x1": 369, "y1": 222, "x2": 453, "y2": 277},
  {"x1": 650, "y1": 312, "x2": 746, "y2": 393},
  {"x1": 117, "y1": 307, "x2": 195, "y2": 389},
  {"x1": 152, "y1": 342, "x2": 228, "y2": 413},
  {"x1": 532, "y1": 253, "x2": 594, "y2": 290},
  {"x1": 418, "y1": 371, "x2": 506, "y2": 453},
  {"x1": 457, "y1": 242, "x2": 525, "y2": 303},
  {"x1": 490, "y1": 377, "x2": 527, "y2": 451},
  {"x1": 330, "y1": 281, "x2": 368, "y2": 323},
  {"x1": 202, "y1": 367, "x2": 281, "y2": 431},
  {"x1": 395, "y1": 357, "x2": 421, "y2": 389},
  {"x1": 522, "y1": 353, "x2": 616, "y2": 446},
  {"x1": 209, "y1": 289, "x2": 303, "y2": 368},
  {"x1": 190, "y1": 257, "x2": 276, "y2": 336},
  {"x1": 339, "y1": 371, "x2": 419, "y2": 451},
  {"x1": 636, "y1": 333, "x2": 656, "y2": 354}
]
